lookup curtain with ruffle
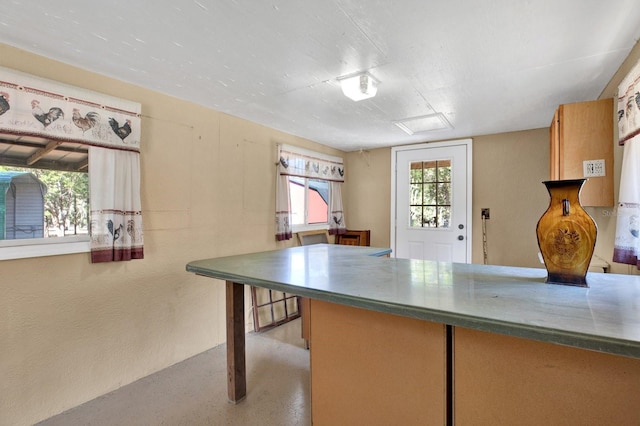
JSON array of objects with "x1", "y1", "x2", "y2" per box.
[
  {"x1": 275, "y1": 170, "x2": 292, "y2": 241},
  {"x1": 89, "y1": 147, "x2": 144, "y2": 262},
  {"x1": 613, "y1": 58, "x2": 640, "y2": 268},
  {"x1": 328, "y1": 181, "x2": 346, "y2": 235}
]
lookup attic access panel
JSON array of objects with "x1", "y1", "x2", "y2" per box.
[{"x1": 0, "y1": 135, "x2": 88, "y2": 172}]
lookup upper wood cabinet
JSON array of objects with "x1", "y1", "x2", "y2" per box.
[{"x1": 549, "y1": 98, "x2": 614, "y2": 206}]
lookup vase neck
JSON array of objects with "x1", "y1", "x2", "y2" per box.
[{"x1": 542, "y1": 179, "x2": 587, "y2": 190}]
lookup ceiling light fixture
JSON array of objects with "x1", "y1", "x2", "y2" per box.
[{"x1": 338, "y1": 72, "x2": 378, "y2": 102}]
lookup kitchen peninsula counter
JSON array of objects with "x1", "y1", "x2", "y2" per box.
[{"x1": 186, "y1": 244, "x2": 640, "y2": 425}]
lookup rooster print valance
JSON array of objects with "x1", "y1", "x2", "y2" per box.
[
  {"x1": 278, "y1": 144, "x2": 344, "y2": 182},
  {"x1": 0, "y1": 66, "x2": 140, "y2": 151},
  {"x1": 618, "y1": 59, "x2": 640, "y2": 146}
]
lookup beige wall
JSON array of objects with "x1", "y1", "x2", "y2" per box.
[
  {"x1": 345, "y1": 126, "x2": 628, "y2": 270},
  {"x1": 471, "y1": 129, "x2": 550, "y2": 267},
  {"x1": 345, "y1": 130, "x2": 551, "y2": 268},
  {"x1": 344, "y1": 148, "x2": 391, "y2": 248},
  {"x1": 346, "y1": 40, "x2": 640, "y2": 272},
  {"x1": 0, "y1": 44, "x2": 343, "y2": 426}
]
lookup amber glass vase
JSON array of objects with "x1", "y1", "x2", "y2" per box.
[{"x1": 536, "y1": 179, "x2": 597, "y2": 287}]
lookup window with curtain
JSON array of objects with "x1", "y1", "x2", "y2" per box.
[
  {"x1": 0, "y1": 66, "x2": 143, "y2": 262},
  {"x1": 276, "y1": 144, "x2": 346, "y2": 240},
  {"x1": 614, "y1": 58, "x2": 640, "y2": 269}
]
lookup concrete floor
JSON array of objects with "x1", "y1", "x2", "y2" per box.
[{"x1": 37, "y1": 319, "x2": 310, "y2": 425}]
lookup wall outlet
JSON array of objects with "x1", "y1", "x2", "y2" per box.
[
  {"x1": 481, "y1": 208, "x2": 490, "y2": 219},
  {"x1": 583, "y1": 159, "x2": 605, "y2": 177}
]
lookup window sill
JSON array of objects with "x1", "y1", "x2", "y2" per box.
[
  {"x1": 291, "y1": 224, "x2": 329, "y2": 234},
  {"x1": 0, "y1": 236, "x2": 90, "y2": 261}
]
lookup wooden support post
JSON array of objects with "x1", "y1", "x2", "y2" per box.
[{"x1": 225, "y1": 281, "x2": 246, "y2": 403}]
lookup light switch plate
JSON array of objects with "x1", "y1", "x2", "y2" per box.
[{"x1": 583, "y1": 159, "x2": 605, "y2": 177}]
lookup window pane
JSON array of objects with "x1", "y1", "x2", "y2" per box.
[
  {"x1": 437, "y1": 206, "x2": 451, "y2": 228},
  {"x1": 410, "y1": 206, "x2": 423, "y2": 227},
  {"x1": 289, "y1": 177, "x2": 329, "y2": 227},
  {"x1": 308, "y1": 179, "x2": 328, "y2": 224},
  {"x1": 410, "y1": 164, "x2": 422, "y2": 183},
  {"x1": 423, "y1": 206, "x2": 437, "y2": 227},
  {"x1": 423, "y1": 183, "x2": 436, "y2": 205},
  {"x1": 410, "y1": 184, "x2": 423, "y2": 205},
  {"x1": 288, "y1": 177, "x2": 305, "y2": 225},
  {"x1": 423, "y1": 163, "x2": 437, "y2": 182},
  {"x1": 437, "y1": 183, "x2": 451, "y2": 205},
  {"x1": 0, "y1": 167, "x2": 89, "y2": 240},
  {"x1": 437, "y1": 161, "x2": 451, "y2": 182},
  {"x1": 405, "y1": 157, "x2": 453, "y2": 229}
]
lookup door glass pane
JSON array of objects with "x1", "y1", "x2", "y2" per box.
[
  {"x1": 410, "y1": 166, "x2": 422, "y2": 183},
  {"x1": 408, "y1": 160, "x2": 452, "y2": 228},
  {"x1": 423, "y1": 162, "x2": 437, "y2": 182},
  {"x1": 437, "y1": 206, "x2": 451, "y2": 227},
  {"x1": 437, "y1": 160, "x2": 451, "y2": 182},
  {"x1": 437, "y1": 183, "x2": 450, "y2": 205},
  {"x1": 409, "y1": 206, "x2": 423, "y2": 227},
  {"x1": 423, "y1": 183, "x2": 436, "y2": 205},
  {"x1": 423, "y1": 206, "x2": 437, "y2": 227},
  {"x1": 410, "y1": 184, "x2": 423, "y2": 205}
]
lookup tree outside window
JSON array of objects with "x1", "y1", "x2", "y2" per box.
[
  {"x1": 409, "y1": 160, "x2": 451, "y2": 228},
  {"x1": 0, "y1": 165, "x2": 88, "y2": 239}
]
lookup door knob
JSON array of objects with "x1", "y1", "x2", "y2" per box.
[{"x1": 458, "y1": 235, "x2": 464, "y2": 241}]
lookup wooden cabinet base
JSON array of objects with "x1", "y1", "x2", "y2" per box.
[
  {"x1": 454, "y1": 327, "x2": 640, "y2": 425},
  {"x1": 310, "y1": 300, "x2": 447, "y2": 425}
]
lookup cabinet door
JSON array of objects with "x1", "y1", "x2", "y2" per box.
[
  {"x1": 311, "y1": 300, "x2": 447, "y2": 425},
  {"x1": 454, "y1": 327, "x2": 640, "y2": 425},
  {"x1": 550, "y1": 99, "x2": 613, "y2": 206},
  {"x1": 549, "y1": 109, "x2": 561, "y2": 180}
]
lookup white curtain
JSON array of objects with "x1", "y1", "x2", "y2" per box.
[
  {"x1": 89, "y1": 147, "x2": 144, "y2": 262},
  {"x1": 275, "y1": 173, "x2": 292, "y2": 241},
  {"x1": 329, "y1": 181, "x2": 346, "y2": 235},
  {"x1": 613, "y1": 58, "x2": 640, "y2": 268}
]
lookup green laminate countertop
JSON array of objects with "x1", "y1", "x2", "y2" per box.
[{"x1": 186, "y1": 244, "x2": 640, "y2": 359}]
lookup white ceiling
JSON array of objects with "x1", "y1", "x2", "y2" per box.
[{"x1": 1, "y1": 0, "x2": 639, "y2": 152}]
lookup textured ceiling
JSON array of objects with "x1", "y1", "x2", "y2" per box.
[{"x1": 1, "y1": 0, "x2": 639, "y2": 152}]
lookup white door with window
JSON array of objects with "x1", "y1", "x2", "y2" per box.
[{"x1": 391, "y1": 140, "x2": 472, "y2": 263}]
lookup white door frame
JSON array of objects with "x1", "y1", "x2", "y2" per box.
[{"x1": 390, "y1": 139, "x2": 473, "y2": 262}]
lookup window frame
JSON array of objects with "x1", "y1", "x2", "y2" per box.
[
  {"x1": 288, "y1": 176, "x2": 331, "y2": 233},
  {"x1": 0, "y1": 235, "x2": 89, "y2": 260},
  {"x1": 0, "y1": 166, "x2": 91, "y2": 261},
  {"x1": 0, "y1": 65, "x2": 144, "y2": 262}
]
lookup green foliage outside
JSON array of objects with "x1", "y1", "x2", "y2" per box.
[
  {"x1": 409, "y1": 162, "x2": 451, "y2": 228},
  {"x1": 0, "y1": 166, "x2": 89, "y2": 237}
]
